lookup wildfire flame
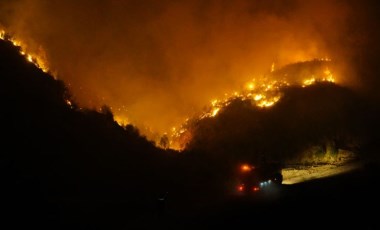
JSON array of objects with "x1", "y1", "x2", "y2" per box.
[
  {"x1": 1, "y1": 29, "x2": 75, "y2": 109},
  {"x1": 0, "y1": 30, "x2": 4, "y2": 40},
  {"x1": 1, "y1": 29, "x2": 337, "y2": 152},
  {"x1": 0, "y1": 29, "x2": 49, "y2": 74},
  {"x1": 271, "y1": 62, "x2": 275, "y2": 72},
  {"x1": 169, "y1": 59, "x2": 337, "y2": 150}
]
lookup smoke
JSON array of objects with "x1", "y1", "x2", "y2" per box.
[{"x1": 0, "y1": 0, "x2": 373, "y2": 139}]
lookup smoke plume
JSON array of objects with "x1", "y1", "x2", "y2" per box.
[{"x1": 1, "y1": 0, "x2": 377, "y2": 140}]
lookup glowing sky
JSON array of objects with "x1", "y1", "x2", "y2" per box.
[{"x1": 0, "y1": 0, "x2": 376, "y2": 140}]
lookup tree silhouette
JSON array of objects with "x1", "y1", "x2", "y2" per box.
[{"x1": 159, "y1": 134, "x2": 169, "y2": 149}]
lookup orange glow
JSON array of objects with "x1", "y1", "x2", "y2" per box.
[
  {"x1": 0, "y1": 30, "x2": 5, "y2": 40},
  {"x1": 211, "y1": 99, "x2": 219, "y2": 106},
  {"x1": 302, "y1": 67, "x2": 335, "y2": 87},
  {"x1": 1, "y1": 0, "x2": 354, "y2": 152},
  {"x1": 238, "y1": 185, "x2": 244, "y2": 191},
  {"x1": 324, "y1": 68, "x2": 331, "y2": 76},
  {"x1": 303, "y1": 78, "x2": 316, "y2": 86},
  {"x1": 246, "y1": 83, "x2": 255, "y2": 90},
  {"x1": 253, "y1": 187, "x2": 260, "y2": 191},
  {"x1": 253, "y1": 94, "x2": 264, "y2": 101},
  {"x1": 114, "y1": 116, "x2": 130, "y2": 126},
  {"x1": 211, "y1": 107, "x2": 220, "y2": 117},
  {"x1": 241, "y1": 164, "x2": 253, "y2": 172},
  {"x1": 1, "y1": 29, "x2": 338, "y2": 151},
  {"x1": 27, "y1": 54, "x2": 33, "y2": 63},
  {"x1": 0, "y1": 29, "x2": 50, "y2": 74},
  {"x1": 170, "y1": 59, "x2": 336, "y2": 150},
  {"x1": 1, "y1": 27, "x2": 336, "y2": 152},
  {"x1": 197, "y1": 76, "x2": 289, "y2": 121}
]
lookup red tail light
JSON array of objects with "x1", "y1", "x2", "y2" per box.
[
  {"x1": 238, "y1": 185, "x2": 244, "y2": 192},
  {"x1": 253, "y1": 186, "x2": 260, "y2": 192}
]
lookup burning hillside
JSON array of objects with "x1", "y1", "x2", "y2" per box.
[
  {"x1": 0, "y1": 26, "x2": 368, "y2": 168},
  {"x1": 169, "y1": 59, "x2": 337, "y2": 150},
  {"x1": 0, "y1": 0, "x2": 364, "y2": 145},
  {"x1": 0, "y1": 30, "x2": 49, "y2": 74},
  {"x1": 0, "y1": 1, "x2": 377, "y2": 162},
  {"x1": 172, "y1": 75, "x2": 366, "y2": 169},
  {"x1": 1, "y1": 25, "x2": 339, "y2": 152},
  {"x1": 1, "y1": 1, "x2": 380, "y2": 228}
]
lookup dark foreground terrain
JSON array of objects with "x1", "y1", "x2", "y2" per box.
[{"x1": 3, "y1": 162, "x2": 378, "y2": 230}]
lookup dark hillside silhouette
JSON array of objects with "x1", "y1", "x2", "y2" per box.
[
  {"x1": 186, "y1": 82, "x2": 370, "y2": 165},
  {"x1": 0, "y1": 39, "x2": 183, "y2": 228}
]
